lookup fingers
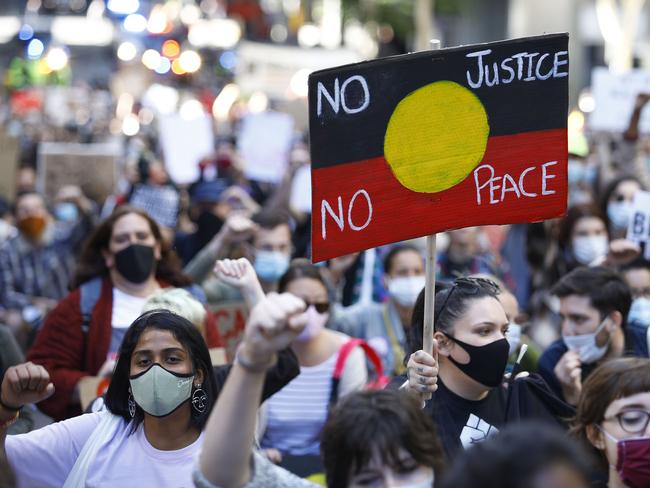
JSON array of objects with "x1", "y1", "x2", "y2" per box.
[
  {"x1": 4, "y1": 362, "x2": 51, "y2": 400},
  {"x1": 407, "y1": 350, "x2": 438, "y2": 396},
  {"x1": 409, "y1": 350, "x2": 436, "y2": 367}
]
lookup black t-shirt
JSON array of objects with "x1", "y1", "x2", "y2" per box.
[{"x1": 389, "y1": 373, "x2": 574, "y2": 457}]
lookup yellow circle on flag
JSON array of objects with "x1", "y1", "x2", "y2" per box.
[{"x1": 384, "y1": 81, "x2": 489, "y2": 194}]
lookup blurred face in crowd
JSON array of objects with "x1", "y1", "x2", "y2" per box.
[
  {"x1": 609, "y1": 179, "x2": 642, "y2": 206},
  {"x1": 447, "y1": 227, "x2": 480, "y2": 261},
  {"x1": 147, "y1": 161, "x2": 168, "y2": 185},
  {"x1": 103, "y1": 212, "x2": 161, "y2": 276},
  {"x1": 384, "y1": 249, "x2": 425, "y2": 309},
  {"x1": 252, "y1": 223, "x2": 292, "y2": 284},
  {"x1": 253, "y1": 223, "x2": 292, "y2": 256},
  {"x1": 15, "y1": 193, "x2": 51, "y2": 242},
  {"x1": 590, "y1": 391, "x2": 650, "y2": 471},
  {"x1": 558, "y1": 295, "x2": 617, "y2": 348},
  {"x1": 622, "y1": 267, "x2": 650, "y2": 300},
  {"x1": 571, "y1": 216, "x2": 607, "y2": 241},
  {"x1": 348, "y1": 448, "x2": 434, "y2": 488},
  {"x1": 386, "y1": 249, "x2": 424, "y2": 280},
  {"x1": 286, "y1": 276, "x2": 329, "y2": 343}
]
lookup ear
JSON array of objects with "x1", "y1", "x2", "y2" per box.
[
  {"x1": 102, "y1": 248, "x2": 114, "y2": 269},
  {"x1": 608, "y1": 310, "x2": 623, "y2": 331},
  {"x1": 434, "y1": 331, "x2": 452, "y2": 357},
  {"x1": 194, "y1": 368, "x2": 205, "y2": 386},
  {"x1": 585, "y1": 424, "x2": 606, "y2": 450}
]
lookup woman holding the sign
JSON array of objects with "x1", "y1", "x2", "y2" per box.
[{"x1": 398, "y1": 277, "x2": 574, "y2": 456}]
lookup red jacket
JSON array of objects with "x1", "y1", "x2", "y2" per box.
[{"x1": 27, "y1": 277, "x2": 222, "y2": 420}]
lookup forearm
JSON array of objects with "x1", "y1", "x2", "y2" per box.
[
  {"x1": 185, "y1": 235, "x2": 226, "y2": 282},
  {"x1": 199, "y1": 362, "x2": 266, "y2": 488},
  {"x1": 240, "y1": 283, "x2": 265, "y2": 310}
]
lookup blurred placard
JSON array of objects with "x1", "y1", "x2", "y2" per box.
[
  {"x1": 0, "y1": 133, "x2": 19, "y2": 201},
  {"x1": 238, "y1": 111, "x2": 294, "y2": 183},
  {"x1": 590, "y1": 67, "x2": 650, "y2": 133},
  {"x1": 159, "y1": 114, "x2": 214, "y2": 185},
  {"x1": 209, "y1": 301, "x2": 248, "y2": 361},
  {"x1": 290, "y1": 165, "x2": 312, "y2": 213},
  {"x1": 37, "y1": 142, "x2": 118, "y2": 204},
  {"x1": 627, "y1": 190, "x2": 650, "y2": 259}
]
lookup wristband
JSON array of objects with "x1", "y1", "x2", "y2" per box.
[{"x1": 235, "y1": 347, "x2": 277, "y2": 373}]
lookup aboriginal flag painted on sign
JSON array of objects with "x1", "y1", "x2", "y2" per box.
[{"x1": 308, "y1": 33, "x2": 569, "y2": 263}]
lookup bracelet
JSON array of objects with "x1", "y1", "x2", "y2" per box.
[
  {"x1": 235, "y1": 347, "x2": 277, "y2": 373},
  {"x1": 0, "y1": 410, "x2": 19, "y2": 430},
  {"x1": 0, "y1": 394, "x2": 22, "y2": 412}
]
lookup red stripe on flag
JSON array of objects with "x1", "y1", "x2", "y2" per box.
[{"x1": 311, "y1": 128, "x2": 567, "y2": 262}]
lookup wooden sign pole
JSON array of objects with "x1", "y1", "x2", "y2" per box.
[{"x1": 422, "y1": 39, "x2": 440, "y2": 359}]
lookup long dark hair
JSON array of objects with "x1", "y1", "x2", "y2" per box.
[
  {"x1": 71, "y1": 206, "x2": 191, "y2": 289},
  {"x1": 321, "y1": 389, "x2": 445, "y2": 488},
  {"x1": 278, "y1": 258, "x2": 329, "y2": 293},
  {"x1": 104, "y1": 310, "x2": 217, "y2": 432}
]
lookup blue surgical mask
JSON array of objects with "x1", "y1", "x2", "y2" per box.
[
  {"x1": 629, "y1": 297, "x2": 650, "y2": 329},
  {"x1": 54, "y1": 202, "x2": 79, "y2": 222},
  {"x1": 607, "y1": 201, "x2": 634, "y2": 230},
  {"x1": 254, "y1": 250, "x2": 290, "y2": 283}
]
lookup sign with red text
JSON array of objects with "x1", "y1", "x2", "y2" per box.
[{"x1": 308, "y1": 34, "x2": 569, "y2": 262}]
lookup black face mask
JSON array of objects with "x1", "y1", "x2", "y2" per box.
[
  {"x1": 444, "y1": 334, "x2": 510, "y2": 388},
  {"x1": 114, "y1": 244, "x2": 156, "y2": 284}
]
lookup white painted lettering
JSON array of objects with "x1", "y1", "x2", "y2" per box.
[
  {"x1": 340, "y1": 75, "x2": 370, "y2": 114},
  {"x1": 474, "y1": 164, "x2": 495, "y2": 205},
  {"x1": 519, "y1": 167, "x2": 538, "y2": 197},
  {"x1": 535, "y1": 53, "x2": 553, "y2": 80},
  {"x1": 317, "y1": 79, "x2": 340, "y2": 116},
  {"x1": 466, "y1": 49, "x2": 491, "y2": 89},
  {"x1": 511, "y1": 52, "x2": 528, "y2": 79},
  {"x1": 501, "y1": 173, "x2": 521, "y2": 200},
  {"x1": 552, "y1": 51, "x2": 568, "y2": 78},
  {"x1": 484, "y1": 62, "x2": 500, "y2": 87},
  {"x1": 500, "y1": 58, "x2": 515, "y2": 84},
  {"x1": 541, "y1": 161, "x2": 557, "y2": 195},
  {"x1": 524, "y1": 53, "x2": 540, "y2": 81},
  {"x1": 347, "y1": 189, "x2": 373, "y2": 231},
  {"x1": 321, "y1": 197, "x2": 344, "y2": 239}
]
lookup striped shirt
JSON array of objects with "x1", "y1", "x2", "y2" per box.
[
  {"x1": 261, "y1": 353, "x2": 337, "y2": 456},
  {"x1": 0, "y1": 220, "x2": 89, "y2": 310}
]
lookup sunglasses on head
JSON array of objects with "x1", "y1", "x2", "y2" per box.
[{"x1": 437, "y1": 277, "x2": 500, "y2": 323}]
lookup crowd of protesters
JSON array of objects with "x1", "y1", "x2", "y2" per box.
[{"x1": 0, "y1": 82, "x2": 649, "y2": 488}]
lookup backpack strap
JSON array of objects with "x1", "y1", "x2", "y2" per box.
[
  {"x1": 80, "y1": 278, "x2": 103, "y2": 336},
  {"x1": 329, "y1": 338, "x2": 388, "y2": 407}
]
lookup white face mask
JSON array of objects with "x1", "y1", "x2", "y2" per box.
[
  {"x1": 629, "y1": 297, "x2": 650, "y2": 328},
  {"x1": 505, "y1": 322, "x2": 522, "y2": 356},
  {"x1": 607, "y1": 201, "x2": 634, "y2": 230},
  {"x1": 572, "y1": 235, "x2": 608, "y2": 265},
  {"x1": 388, "y1": 276, "x2": 426, "y2": 307},
  {"x1": 562, "y1": 318, "x2": 610, "y2": 364}
]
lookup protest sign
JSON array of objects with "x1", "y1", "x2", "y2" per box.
[
  {"x1": 0, "y1": 132, "x2": 19, "y2": 201},
  {"x1": 238, "y1": 111, "x2": 295, "y2": 183},
  {"x1": 159, "y1": 113, "x2": 214, "y2": 185},
  {"x1": 209, "y1": 301, "x2": 249, "y2": 360},
  {"x1": 37, "y1": 142, "x2": 118, "y2": 204},
  {"x1": 590, "y1": 67, "x2": 650, "y2": 134},
  {"x1": 290, "y1": 165, "x2": 312, "y2": 213},
  {"x1": 627, "y1": 190, "x2": 650, "y2": 260},
  {"x1": 309, "y1": 33, "x2": 569, "y2": 262}
]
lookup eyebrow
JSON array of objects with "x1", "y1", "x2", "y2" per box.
[
  {"x1": 471, "y1": 321, "x2": 507, "y2": 328},
  {"x1": 616, "y1": 403, "x2": 649, "y2": 410},
  {"x1": 132, "y1": 347, "x2": 186, "y2": 356}
]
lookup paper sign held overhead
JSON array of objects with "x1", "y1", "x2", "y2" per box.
[
  {"x1": 627, "y1": 190, "x2": 650, "y2": 260},
  {"x1": 309, "y1": 33, "x2": 569, "y2": 262}
]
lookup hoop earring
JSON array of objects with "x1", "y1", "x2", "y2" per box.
[
  {"x1": 128, "y1": 393, "x2": 136, "y2": 418},
  {"x1": 192, "y1": 384, "x2": 207, "y2": 414}
]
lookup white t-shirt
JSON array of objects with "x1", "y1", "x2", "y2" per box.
[
  {"x1": 111, "y1": 288, "x2": 149, "y2": 329},
  {"x1": 6, "y1": 412, "x2": 204, "y2": 488}
]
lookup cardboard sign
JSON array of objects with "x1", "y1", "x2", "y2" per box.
[
  {"x1": 627, "y1": 190, "x2": 650, "y2": 260},
  {"x1": 309, "y1": 34, "x2": 569, "y2": 262},
  {"x1": 209, "y1": 301, "x2": 249, "y2": 361},
  {"x1": 37, "y1": 142, "x2": 118, "y2": 205},
  {"x1": 238, "y1": 111, "x2": 295, "y2": 183},
  {"x1": 590, "y1": 67, "x2": 650, "y2": 134}
]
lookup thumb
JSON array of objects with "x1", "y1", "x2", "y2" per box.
[{"x1": 43, "y1": 383, "x2": 55, "y2": 399}]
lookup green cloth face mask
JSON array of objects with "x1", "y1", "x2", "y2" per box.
[{"x1": 129, "y1": 364, "x2": 194, "y2": 417}]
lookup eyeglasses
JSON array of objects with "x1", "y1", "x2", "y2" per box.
[
  {"x1": 306, "y1": 301, "x2": 330, "y2": 314},
  {"x1": 437, "y1": 277, "x2": 500, "y2": 324},
  {"x1": 603, "y1": 410, "x2": 650, "y2": 435}
]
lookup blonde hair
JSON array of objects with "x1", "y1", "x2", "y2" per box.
[{"x1": 142, "y1": 288, "x2": 206, "y2": 335}]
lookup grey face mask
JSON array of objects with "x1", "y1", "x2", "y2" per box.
[{"x1": 129, "y1": 364, "x2": 194, "y2": 417}]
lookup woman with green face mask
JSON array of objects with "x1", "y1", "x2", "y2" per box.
[
  {"x1": 398, "y1": 277, "x2": 575, "y2": 457},
  {"x1": 0, "y1": 310, "x2": 218, "y2": 487}
]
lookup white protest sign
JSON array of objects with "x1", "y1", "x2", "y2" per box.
[
  {"x1": 627, "y1": 190, "x2": 650, "y2": 260},
  {"x1": 159, "y1": 114, "x2": 214, "y2": 184},
  {"x1": 590, "y1": 67, "x2": 650, "y2": 133},
  {"x1": 238, "y1": 111, "x2": 294, "y2": 183},
  {"x1": 290, "y1": 165, "x2": 312, "y2": 213}
]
